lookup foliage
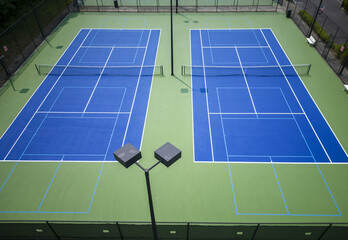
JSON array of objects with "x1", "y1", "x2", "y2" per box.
[
  {"x1": 0, "y1": 0, "x2": 16, "y2": 26},
  {"x1": 299, "y1": 10, "x2": 348, "y2": 63},
  {"x1": 343, "y1": 0, "x2": 348, "y2": 12},
  {"x1": 0, "y1": 0, "x2": 43, "y2": 30},
  {"x1": 299, "y1": 10, "x2": 330, "y2": 43}
]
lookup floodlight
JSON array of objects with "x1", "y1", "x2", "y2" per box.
[
  {"x1": 154, "y1": 142, "x2": 181, "y2": 167},
  {"x1": 113, "y1": 143, "x2": 141, "y2": 168}
]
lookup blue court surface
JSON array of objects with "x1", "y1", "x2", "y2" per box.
[
  {"x1": 191, "y1": 29, "x2": 348, "y2": 164},
  {"x1": 0, "y1": 29, "x2": 160, "y2": 161}
]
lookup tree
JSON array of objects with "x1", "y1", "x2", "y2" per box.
[
  {"x1": 0, "y1": 1, "x2": 17, "y2": 25},
  {"x1": 343, "y1": 0, "x2": 348, "y2": 12}
]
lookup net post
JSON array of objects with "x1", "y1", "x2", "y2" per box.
[
  {"x1": 35, "y1": 64, "x2": 41, "y2": 75},
  {"x1": 307, "y1": 64, "x2": 311, "y2": 75}
]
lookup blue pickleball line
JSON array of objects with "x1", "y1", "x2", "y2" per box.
[
  {"x1": 37, "y1": 161, "x2": 62, "y2": 212},
  {"x1": 271, "y1": 160, "x2": 290, "y2": 214},
  {"x1": 1, "y1": 29, "x2": 93, "y2": 161}
]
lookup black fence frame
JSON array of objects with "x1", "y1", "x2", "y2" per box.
[
  {"x1": 0, "y1": 0, "x2": 79, "y2": 89},
  {"x1": 78, "y1": 0, "x2": 284, "y2": 13},
  {"x1": 0, "y1": 220, "x2": 348, "y2": 240},
  {"x1": 286, "y1": 0, "x2": 348, "y2": 84}
]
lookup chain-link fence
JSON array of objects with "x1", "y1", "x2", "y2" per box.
[
  {"x1": 0, "y1": 0, "x2": 78, "y2": 89},
  {"x1": 0, "y1": 220, "x2": 347, "y2": 239},
  {"x1": 78, "y1": 0, "x2": 284, "y2": 13},
  {"x1": 286, "y1": 0, "x2": 348, "y2": 84}
]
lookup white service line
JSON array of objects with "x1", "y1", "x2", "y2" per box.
[
  {"x1": 3, "y1": 29, "x2": 93, "y2": 161},
  {"x1": 259, "y1": 29, "x2": 333, "y2": 163},
  {"x1": 83, "y1": 47, "x2": 115, "y2": 113},
  {"x1": 122, "y1": 30, "x2": 152, "y2": 146}
]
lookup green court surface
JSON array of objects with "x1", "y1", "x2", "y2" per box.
[{"x1": 0, "y1": 11, "x2": 348, "y2": 227}]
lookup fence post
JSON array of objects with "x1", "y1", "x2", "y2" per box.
[
  {"x1": 299, "y1": 0, "x2": 309, "y2": 27},
  {"x1": 285, "y1": 0, "x2": 290, "y2": 12},
  {"x1": 323, "y1": 27, "x2": 339, "y2": 59},
  {"x1": 338, "y1": 39, "x2": 348, "y2": 75},
  {"x1": 116, "y1": 222, "x2": 124, "y2": 240},
  {"x1": 338, "y1": 54, "x2": 348, "y2": 75},
  {"x1": 10, "y1": 28, "x2": 25, "y2": 60},
  {"x1": 74, "y1": 0, "x2": 80, "y2": 12},
  {"x1": 308, "y1": 0, "x2": 323, "y2": 37},
  {"x1": 65, "y1": 0, "x2": 70, "y2": 11},
  {"x1": 22, "y1": 16, "x2": 37, "y2": 47},
  {"x1": 29, "y1": 0, "x2": 45, "y2": 38},
  {"x1": 318, "y1": 224, "x2": 332, "y2": 240},
  {"x1": 186, "y1": 222, "x2": 190, "y2": 240},
  {"x1": 251, "y1": 224, "x2": 259, "y2": 240},
  {"x1": 318, "y1": 15, "x2": 327, "y2": 37},
  {"x1": 46, "y1": 221, "x2": 61, "y2": 240},
  {"x1": 0, "y1": 55, "x2": 11, "y2": 77}
]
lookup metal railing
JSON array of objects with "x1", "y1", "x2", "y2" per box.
[
  {"x1": 78, "y1": 0, "x2": 284, "y2": 13},
  {"x1": 0, "y1": 220, "x2": 347, "y2": 239}
]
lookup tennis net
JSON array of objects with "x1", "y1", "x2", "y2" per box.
[
  {"x1": 181, "y1": 64, "x2": 311, "y2": 77},
  {"x1": 35, "y1": 64, "x2": 164, "y2": 76}
]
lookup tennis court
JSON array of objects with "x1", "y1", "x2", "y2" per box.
[
  {"x1": 0, "y1": 29, "x2": 160, "y2": 162},
  {"x1": 1, "y1": 9, "x2": 348, "y2": 239},
  {"x1": 190, "y1": 29, "x2": 347, "y2": 164}
]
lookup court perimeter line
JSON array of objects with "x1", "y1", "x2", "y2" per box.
[
  {"x1": 260, "y1": 30, "x2": 333, "y2": 164},
  {"x1": 87, "y1": 162, "x2": 105, "y2": 213},
  {"x1": 271, "y1": 159, "x2": 290, "y2": 214},
  {"x1": 209, "y1": 112, "x2": 305, "y2": 115},
  {"x1": 235, "y1": 48, "x2": 257, "y2": 116},
  {"x1": 202, "y1": 46, "x2": 270, "y2": 49},
  {"x1": 315, "y1": 164, "x2": 342, "y2": 216},
  {"x1": 261, "y1": 29, "x2": 341, "y2": 216},
  {"x1": 0, "y1": 162, "x2": 19, "y2": 193},
  {"x1": 190, "y1": 30, "x2": 196, "y2": 164},
  {"x1": 216, "y1": 89, "x2": 230, "y2": 162},
  {"x1": 37, "y1": 111, "x2": 130, "y2": 114},
  {"x1": 269, "y1": 29, "x2": 348, "y2": 158},
  {"x1": 37, "y1": 161, "x2": 62, "y2": 212},
  {"x1": 193, "y1": 161, "x2": 348, "y2": 164},
  {"x1": 103, "y1": 89, "x2": 126, "y2": 160},
  {"x1": 2, "y1": 29, "x2": 93, "y2": 161},
  {"x1": 199, "y1": 30, "x2": 215, "y2": 162},
  {"x1": 122, "y1": 30, "x2": 152, "y2": 146},
  {"x1": 80, "y1": 46, "x2": 147, "y2": 49},
  {"x1": 82, "y1": 47, "x2": 115, "y2": 113},
  {"x1": 140, "y1": 30, "x2": 161, "y2": 150},
  {"x1": 0, "y1": 28, "x2": 84, "y2": 151},
  {"x1": 133, "y1": 19, "x2": 147, "y2": 64},
  {"x1": 227, "y1": 161, "x2": 239, "y2": 214},
  {"x1": 79, "y1": 19, "x2": 106, "y2": 63}
]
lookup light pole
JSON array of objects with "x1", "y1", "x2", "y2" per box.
[
  {"x1": 114, "y1": 142, "x2": 182, "y2": 240},
  {"x1": 170, "y1": 0, "x2": 174, "y2": 76},
  {"x1": 308, "y1": 0, "x2": 324, "y2": 38}
]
